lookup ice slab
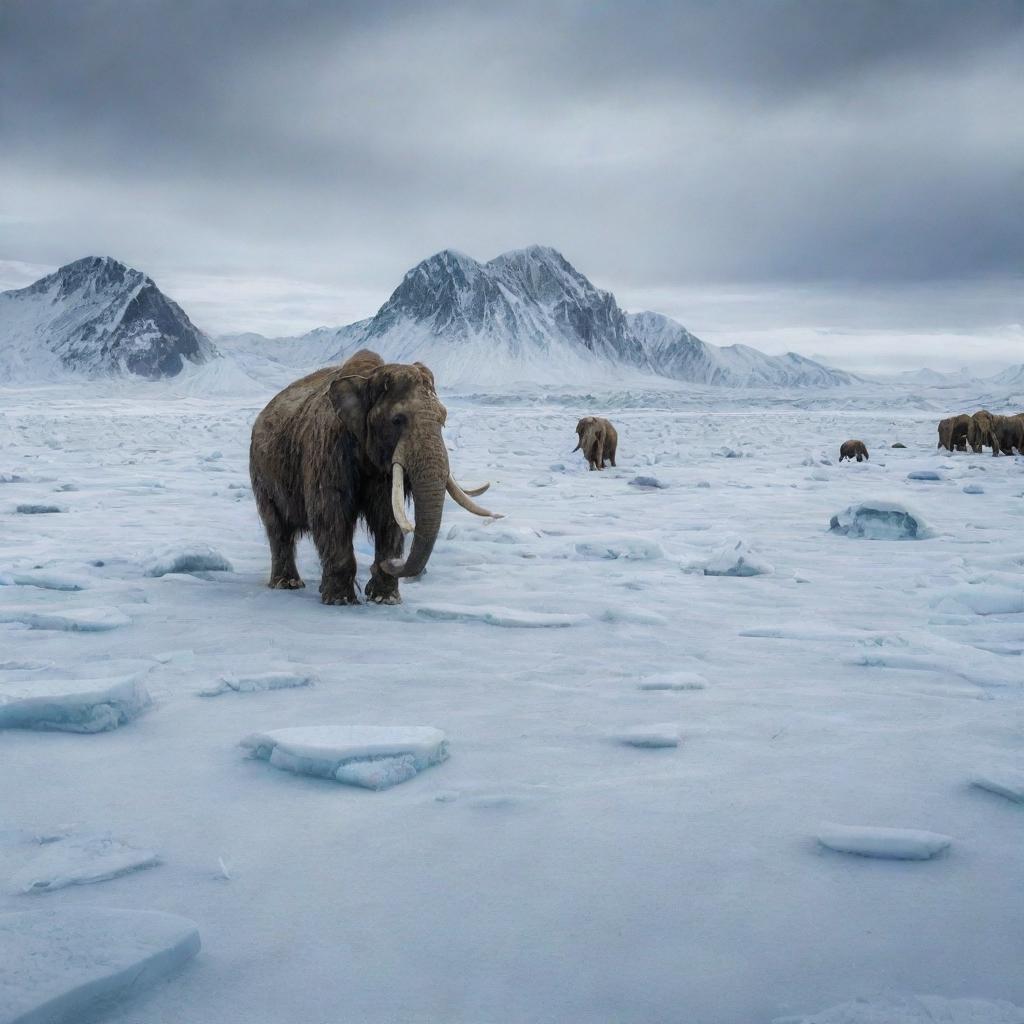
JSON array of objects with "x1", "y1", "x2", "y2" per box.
[
  {"x1": 629, "y1": 475, "x2": 669, "y2": 489},
  {"x1": 144, "y1": 545, "x2": 233, "y2": 577},
  {"x1": 971, "y1": 770, "x2": 1024, "y2": 804},
  {"x1": 829, "y1": 501, "x2": 930, "y2": 540},
  {"x1": 932, "y1": 584, "x2": 1024, "y2": 616},
  {"x1": 0, "y1": 571, "x2": 87, "y2": 592},
  {"x1": 817, "y1": 823, "x2": 952, "y2": 860},
  {"x1": 703, "y1": 539, "x2": 773, "y2": 577},
  {"x1": 963, "y1": 483, "x2": 985, "y2": 494},
  {"x1": 773, "y1": 994, "x2": 1024, "y2": 1024},
  {"x1": 574, "y1": 536, "x2": 664, "y2": 561},
  {"x1": 241, "y1": 725, "x2": 449, "y2": 790},
  {"x1": 11, "y1": 835, "x2": 160, "y2": 894},
  {"x1": 0, "y1": 606, "x2": 129, "y2": 632},
  {"x1": 616, "y1": 724, "x2": 680, "y2": 748},
  {"x1": 907, "y1": 469, "x2": 943, "y2": 481},
  {"x1": 14, "y1": 504, "x2": 64, "y2": 515},
  {"x1": 0, "y1": 907, "x2": 200, "y2": 1024},
  {"x1": 0, "y1": 677, "x2": 151, "y2": 732},
  {"x1": 638, "y1": 672, "x2": 708, "y2": 691},
  {"x1": 413, "y1": 604, "x2": 587, "y2": 628},
  {"x1": 199, "y1": 671, "x2": 316, "y2": 697}
]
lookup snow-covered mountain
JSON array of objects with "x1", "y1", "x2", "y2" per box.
[
  {"x1": 267, "y1": 246, "x2": 853, "y2": 387},
  {"x1": 627, "y1": 311, "x2": 856, "y2": 387},
  {"x1": 0, "y1": 256, "x2": 216, "y2": 380}
]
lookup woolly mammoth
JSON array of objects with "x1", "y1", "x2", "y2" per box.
[
  {"x1": 249, "y1": 349, "x2": 500, "y2": 606},
  {"x1": 937, "y1": 414, "x2": 969, "y2": 452},
  {"x1": 994, "y1": 414, "x2": 1024, "y2": 456},
  {"x1": 574, "y1": 416, "x2": 618, "y2": 471},
  {"x1": 839, "y1": 439, "x2": 869, "y2": 462},
  {"x1": 967, "y1": 410, "x2": 999, "y2": 454}
]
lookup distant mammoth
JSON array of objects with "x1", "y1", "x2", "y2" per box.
[
  {"x1": 249, "y1": 349, "x2": 500, "y2": 606},
  {"x1": 936, "y1": 414, "x2": 969, "y2": 452},
  {"x1": 839, "y1": 439, "x2": 869, "y2": 462},
  {"x1": 994, "y1": 414, "x2": 1024, "y2": 456},
  {"x1": 574, "y1": 416, "x2": 618, "y2": 471},
  {"x1": 967, "y1": 409, "x2": 999, "y2": 454}
]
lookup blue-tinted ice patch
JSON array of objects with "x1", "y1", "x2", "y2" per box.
[
  {"x1": 616, "y1": 724, "x2": 680, "y2": 748},
  {"x1": 971, "y1": 770, "x2": 1024, "y2": 804},
  {"x1": 773, "y1": 994, "x2": 1024, "y2": 1024},
  {"x1": 199, "y1": 671, "x2": 316, "y2": 697},
  {"x1": 628, "y1": 475, "x2": 669, "y2": 490},
  {"x1": 907, "y1": 469, "x2": 943, "y2": 481},
  {"x1": 0, "y1": 607, "x2": 129, "y2": 632},
  {"x1": 241, "y1": 725, "x2": 448, "y2": 790},
  {"x1": 931, "y1": 584, "x2": 1024, "y2": 616},
  {"x1": 144, "y1": 545, "x2": 233, "y2": 577},
  {"x1": 0, "y1": 677, "x2": 151, "y2": 733},
  {"x1": 574, "y1": 536, "x2": 664, "y2": 561},
  {"x1": 14, "y1": 504, "x2": 65, "y2": 515},
  {"x1": 963, "y1": 483, "x2": 985, "y2": 494},
  {"x1": 413, "y1": 603, "x2": 587, "y2": 628},
  {"x1": 816, "y1": 823, "x2": 951, "y2": 860},
  {"x1": 829, "y1": 501, "x2": 930, "y2": 540},
  {"x1": 0, "y1": 571, "x2": 88, "y2": 592},
  {"x1": 11, "y1": 834, "x2": 160, "y2": 894},
  {"x1": 0, "y1": 907, "x2": 200, "y2": 1024},
  {"x1": 703, "y1": 540, "x2": 773, "y2": 577},
  {"x1": 638, "y1": 672, "x2": 708, "y2": 691}
]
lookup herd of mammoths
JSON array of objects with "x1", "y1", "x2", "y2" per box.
[
  {"x1": 937, "y1": 409, "x2": 1024, "y2": 455},
  {"x1": 249, "y1": 350, "x2": 1021, "y2": 606}
]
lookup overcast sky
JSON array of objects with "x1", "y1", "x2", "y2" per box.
[{"x1": 1, "y1": 0, "x2": 1021, "y2": 372}]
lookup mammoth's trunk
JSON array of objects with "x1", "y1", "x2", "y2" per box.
[{"x1": 382, "y1": 432, "x2": 449, "y2": 579}]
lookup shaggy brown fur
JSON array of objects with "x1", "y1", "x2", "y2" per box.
[
  {"x1": 574, "y1": 416, "x2": 618, "y2": 471},
  {"x1": 936, "y1": 414, "x2": 969, "y2": 452},
  {"x1": 839, "y1": 439, "x2": 869, "y2": 462},
  {"x1": 249, "y1": 350, "x2": 450, "y2": 606},
  {"x1": 994, "y1": 414, "x2": 1024, "y2": 455},
  {"x1": 967, "y1": 409, "x2": 999, "y2": 454}
]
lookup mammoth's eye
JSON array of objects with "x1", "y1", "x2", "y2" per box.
[{"x1": 391, "y1": 414, "x2": 406, "y2": 428}]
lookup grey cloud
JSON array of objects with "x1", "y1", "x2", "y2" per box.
[{"x1": 1, "y1": 0, "x2": 1021, "y2": 336}]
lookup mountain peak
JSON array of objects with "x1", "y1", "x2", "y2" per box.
[{"x1": 0, "y1": 255, "x2": 215, "y2": 380}]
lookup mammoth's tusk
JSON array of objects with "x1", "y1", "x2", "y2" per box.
[
  {"x1": 451, "y1": 479, "x2": 489, "y2": 497},
  {"x1": 446, "y1": 474, "x2": 503, "y2": 519},
  {"x1": 391, "y1": 464, "x2": 415, "y2": 534}
]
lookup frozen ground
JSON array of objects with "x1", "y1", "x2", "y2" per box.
[{"x1": 1, "y1": 380, "x2": 1022, "y2": 1023}]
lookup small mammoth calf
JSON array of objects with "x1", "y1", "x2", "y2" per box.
[
  {"x1": 574, "y1": 416, "x2": 618, "y2": 471},
  {"x1": 839, "y1": 439, "x2": 869, "y2": 462}
]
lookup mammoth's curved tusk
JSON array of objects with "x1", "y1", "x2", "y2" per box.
[
  {"x1": 451, "y1": 479, "x2": 489, "y2": 497},
  {"x1": 446, "y1": 474, "x2": 503, "y2": 519},
  {"x1": 391, "y1": 463, "x2": 415, "y2": 534}
]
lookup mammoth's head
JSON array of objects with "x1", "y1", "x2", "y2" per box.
[
  {"x1": 574, "y1": 417, "x2": 597, "y2": 451},
  {"x1": 330, "y1": 361, "x2": 446, "y2": 473},
  {"x1": 329, "y1": 358, "x2": 500, "y2": 578}
]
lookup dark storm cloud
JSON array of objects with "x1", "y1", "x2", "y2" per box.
[{"x1": 1, "y1": 0, "x2": 1021, "y2": 332}]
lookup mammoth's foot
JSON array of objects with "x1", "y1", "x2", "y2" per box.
[
  {"x1": 269, "y1": 575, "x2": 305, "y2": 590},
  {"x1": 319, "y1": 578, "x2": 358, "y2": 606},
  {"x1": 365, "y1": 576, "x2": 402, "y2": 606}
]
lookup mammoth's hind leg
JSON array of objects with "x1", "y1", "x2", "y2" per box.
[
  {"x1": 255, "y1": 487, "x2": 304, "y2": 589},
  {"x1": 364, "y1": 480, "x2": 404, "y2": 605}
]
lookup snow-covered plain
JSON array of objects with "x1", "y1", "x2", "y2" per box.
[{"x1": 1, "y1": 375, "x2": 1022, "y2": 1023}]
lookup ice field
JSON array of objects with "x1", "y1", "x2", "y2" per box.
[{"x1": 1, "y1": 380, "x2": 1022, "y2": 1023}]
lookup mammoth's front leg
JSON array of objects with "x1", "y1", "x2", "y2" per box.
[
  {"x1": 310, "y1": 513, "x2": 358, "y2": 605},
  {"x1": 364, "y1": 477, "x2": 404, "y2": 605}
]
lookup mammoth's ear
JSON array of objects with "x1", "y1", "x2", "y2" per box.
[
  {"x1": 329, "y1": 375, "x2": 370, "y2": 442},
  {"x1": 413, "y1": 361, "x2": 436, "y2": 394}
]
